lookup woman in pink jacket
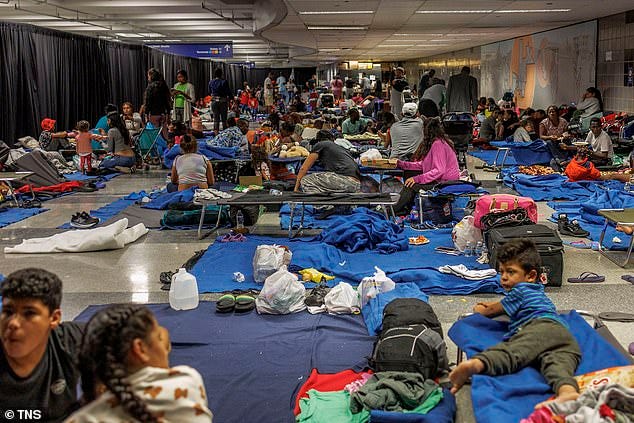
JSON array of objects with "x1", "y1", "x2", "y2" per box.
[{"x1": 392, "y1": 118, "x2": 461, "y2": 215}]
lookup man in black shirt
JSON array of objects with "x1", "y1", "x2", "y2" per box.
[
  {"x1": 294, "y1": 130, "x2": 361, "y2": 193},
  {"x1": 0, "y1": 269, "x2": 84, "y2": 423}
]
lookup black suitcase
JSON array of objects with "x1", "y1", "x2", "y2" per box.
[{"x1": 486, "y1": 224, "x2": 564, "y2": 287}]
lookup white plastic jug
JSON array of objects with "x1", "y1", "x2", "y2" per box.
[{"x1": 169, "y1": 268, "x2": 199, "y2": 310}]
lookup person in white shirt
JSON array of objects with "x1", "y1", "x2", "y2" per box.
[
  {"x1": 66, "y1": 304, "x2": 213, "y2": 423},
  {"x1": 584, "y1": 117, "x2": 613, "y2": 165},
  {"x1": 422, "y1": 78, "x2": 446, "y2": 112}
]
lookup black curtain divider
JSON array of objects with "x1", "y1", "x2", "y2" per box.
[{"x1": 0, "y1": 21, "x2": 317, "y2": 146}]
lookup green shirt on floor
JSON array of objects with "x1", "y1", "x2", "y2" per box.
[{"x1": 298, "y1": 390, "x2": 369, "y2": 423}]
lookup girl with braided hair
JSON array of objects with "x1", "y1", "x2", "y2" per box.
[{"x1": 66, "y1": 304, "x2": 212, "y2": 422}]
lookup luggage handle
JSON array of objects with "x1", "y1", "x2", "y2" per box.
[{"x1": 489, "y1": 196, "x2": 519, "y2": 212}]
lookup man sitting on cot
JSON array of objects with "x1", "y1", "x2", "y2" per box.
[
  {"x1": 294, "y1": 130, "x2": 361, "y2": 194},
  {"x1": 450, "y1": 239, "x2": 582, "y2": 409},
  {"x1": 0, "y1": 268, "x2": 85, "y2": 422}
]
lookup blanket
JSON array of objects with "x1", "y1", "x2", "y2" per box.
[
  {"x1": 314, "y1": 208, "x2": 408, "y2": 254},
  {"x1": 548, "y1": 189, "x2": 634, "y2": 250},
  {"x1": 468, "y1": 149, "x2": 517, "y2": 166},
  {"x1": 4, "y1": 218, "x2": 148, "y2": 253},
  {"x1": 141, "y1": 187, "x2": 196, "y2": 210},
  {"x1": 74, "y1": 303, "x2": 375, "y2": 423},
  {"x1": 64, "y1": 172, "x2": 121, "y2": 182},
  {"x1": 490, "y1": 140, "x2": 552, "y2": 166},
  {"x1": 279, "y1": 204, "x2": 338, "y2": 230},
  {"x1": 502, "y1": 166, "x2": 624, "y2": 201},
  {"x1": 190, "y1": 230, "x2": 503, "y2": 295},
  {"x1": 162, "y1": 144, "x2": 242, "y2": 169},
  {"x1": 0, "y1": 207, "x2": 49, "y2": 228},
  {"x1": 448, "y1": 311, "x2": 631, "y2": 423}
]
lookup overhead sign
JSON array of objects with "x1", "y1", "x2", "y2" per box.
[{"x1": 146, "y1": 43, "x2": 233, "y2": 59}]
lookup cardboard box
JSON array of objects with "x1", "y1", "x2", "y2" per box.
[
  {"x1": 239, "y1": 175, "x2": 263, "y2": 186},
  {"x1": 360, "y1": 158, "x2": 398, "y2": 169}
]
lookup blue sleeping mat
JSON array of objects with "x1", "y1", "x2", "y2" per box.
[
  {"x1": 448, "y1": 311, "x2": 632, "y2": 423},
  {"x1": 74, "y1": 303, "x2": 374, "y2": 423},
  {"x1": 190, "y1": 230, "x2": 503, "y2": 295},
  {"x1": 468, "y1": 149, "x2": 517, "y2": 166},
  {"x1": 0, "y1": 207, "x2": 49, "y2": 228},
  {"x1": 490, "y1": 140, "x2": 552, "y2": 165}
]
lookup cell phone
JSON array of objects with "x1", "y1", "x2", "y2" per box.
[{"x1": 435, "y1": 246, "x2": 458, "y2": 253}]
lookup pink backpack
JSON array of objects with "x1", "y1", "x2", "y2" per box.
[{"x1": 473, "y1": 194, "x2": 538, "y2": 229}]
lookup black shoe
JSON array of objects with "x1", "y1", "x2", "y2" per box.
[
  {"x1": 305, "y1": 285, "x2": 330, "y2": 307},
  {"x1": 70, "y1": 212, "x2": 100, "y2": 229},
  {"x1": 558, "y1": 214, "x2": 589, "y2": 237}
]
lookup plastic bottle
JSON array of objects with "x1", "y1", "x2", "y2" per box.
[
  {"x1": 169, "y1": 268, "x2": 199, "y2": 310},
  {"x1": 236, "y1": 210, "x2": 244, "y2": 229},
  {"x1": 475, "y1": 241, "x2": 483, "y2": 256},
  {"x1": 409, "y1": 205, "x2": 419, "y2": 224},
  {"x1": 464, "y1": 241, "x2": 473, "y2": 257}
]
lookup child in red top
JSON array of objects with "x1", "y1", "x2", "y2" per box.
[
  {"x1": 240, "y1": 89, "x2": 250, "y2": 114},
  {"x1": 248, "y1": 93, "x2": 259, "y2": 120},
  {"x1": 75, "y1": 120, "x2": 105, "y2": 173}
]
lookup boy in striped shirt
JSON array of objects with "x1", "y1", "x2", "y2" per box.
[{"x1": 449, "y1": 239, "x2": 581, "y2": 408}]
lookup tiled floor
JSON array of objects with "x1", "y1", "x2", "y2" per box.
[{"x1": 1, "y1": 156, "x2": 633, "y2": 422}]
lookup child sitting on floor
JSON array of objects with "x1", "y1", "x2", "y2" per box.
[
  {"x1": 0, "y1": 268, "x2": 85, "y2": 422},
  {"x1": 450, "y1": 239, "x2": 582, "y2": 409},
  {"x1": 66, "y1": 304, "x2": 213, "y2": 422},
  {"x1": 75, "y1": 120, "x2": 106, "y2": 173},
  {"x1": 565, "y1": 146, "x2": 630, "y2": 183}
]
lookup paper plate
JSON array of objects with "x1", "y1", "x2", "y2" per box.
[{"x1": 572, "y1": 141, "x2": 589, "y2": 146}]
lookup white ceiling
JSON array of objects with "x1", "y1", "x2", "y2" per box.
[{"x1": 1, "y1": 0, "x2": 633, "y2": 65}]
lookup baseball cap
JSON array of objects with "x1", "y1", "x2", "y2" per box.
[
  {"x1": 41, "y1": 118, "x2": 56, "y2": 131},
  {"x1": 402, "y1": 103, "x2": 418, "y2": 117}
]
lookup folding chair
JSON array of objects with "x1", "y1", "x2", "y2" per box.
[{"x1": 136, "y1": 127, "x2": 162, "y2": 163}]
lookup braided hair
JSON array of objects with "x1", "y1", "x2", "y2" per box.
[{"x1": 79, "y1": 304, "x2": 159, "y2": 422}]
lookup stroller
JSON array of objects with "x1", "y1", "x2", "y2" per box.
[{"x1": 442, "y1": 112, "x2": 475, "y2": 169}]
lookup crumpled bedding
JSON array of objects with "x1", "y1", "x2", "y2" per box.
[{"x1": 4, "y1": 218, "x2": 148, "y2": 253}]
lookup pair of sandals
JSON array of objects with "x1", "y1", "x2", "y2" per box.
[
  {"x1": 219, "y1": 232, "x2": 247, "y2": 243},
  {"x1": 216, "y1": 289, "x2": 259, "y2": 313}
]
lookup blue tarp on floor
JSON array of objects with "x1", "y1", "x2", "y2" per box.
[{"x1": 0, "y1": 207, "x2": 49, "y2": 228}]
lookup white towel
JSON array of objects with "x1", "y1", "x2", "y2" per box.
[
  {"x1": 4, "y1": 219, "x2": 148, "y2": 254},
  {"x1": 438, "y1": 264, "x2": 497, "y2": 280}
]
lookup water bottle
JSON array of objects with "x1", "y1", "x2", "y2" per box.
[
  {"x1": 236, "y1": 210, "x2": 244, "y2": 229},
  {"x1": 464, "y1": 241, "x2": 473, "y2": 257},
  {"x1": 480, "y1": 244, "x2": 489, "y2": 263},
  {"x1": 475, "y1": 241, "x2": 483, "y2": 256},
  {"x1": 409, "y1": 205, "x2": 419, "y2": 224},
  {"x1": 169, "y1": 268, "x2": 199, "y2": 310}
]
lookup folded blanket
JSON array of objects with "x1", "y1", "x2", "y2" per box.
[
  {"x1": 5, "y1": 219, "x2": 148, "y2": 253},
  {"x1": 315, "y1": 208, "x2": 408, "y2": 254}
]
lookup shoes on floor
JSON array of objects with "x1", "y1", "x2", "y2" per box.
[
  {"x1": 70, "y1": 211, "x2": 100, "y2": 229},
  {"x1": 557, "y1": 214, "x2": 589, "y2": 237}
]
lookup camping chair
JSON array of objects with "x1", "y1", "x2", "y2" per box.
[{"x1": 136, "y1": 127, "x2": 162, "y2": 164}]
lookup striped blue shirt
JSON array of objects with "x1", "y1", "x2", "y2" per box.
[{"x1": 501, "y1": 283, "x2": 567, "y2": 340}]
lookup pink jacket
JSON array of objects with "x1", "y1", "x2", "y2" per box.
[{"x1": 397, "y1": 138, "x2": 460, "y2": 184}]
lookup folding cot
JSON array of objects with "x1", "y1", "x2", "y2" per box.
[{"x1": 597, "y1": 208, "x2": 634, "y2": 267}]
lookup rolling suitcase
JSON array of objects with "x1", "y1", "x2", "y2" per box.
[{"x1": 486, "y1": 224, "x2": 564, "y2": 287}]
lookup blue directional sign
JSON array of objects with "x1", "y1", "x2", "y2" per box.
[{"x1": 146, "y1": 43, "x2": 233, "y2": 59}]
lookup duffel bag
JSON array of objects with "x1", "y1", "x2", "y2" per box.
[{"x1": 473, "y1": 194, "x2": 537, "y2": 229}]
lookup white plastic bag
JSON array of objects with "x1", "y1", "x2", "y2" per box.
[
  {"x1": 255, "y1": 266, "x2": 307, "y2": 314},
  {"x1": 452, "y1": 216, "x2": 483, "y2": 252},
  {"x1": 324, "y1": 282, "x2": 360, "y2": 314},
  {"x1": 358, "y1": 267, "x2": 395, "y2": 307},
  {"x1": 360, "y1": 148, "x2": 382, "y2": 161},
  {"x1": 252, "y1": 244, "x2": 292, "y2": 283}
]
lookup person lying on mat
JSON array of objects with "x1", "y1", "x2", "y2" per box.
[
  {"x1": 168, "y1": 135, "x2": 215, "y2": 193},
  {"x1": 0, "y1": 268, "x2": 85, "y2": 422},
  {"x1": 450, "y1": 239, "x2": 582, "y2": 409},
  {"x1": 341, "y1": 108, "x2": 370, "y2": 136},
  {"x1": 559, "y1": 118, "x2": 614, "y2": 167},
  {"x1": 392, "y1": 118, "x2": 461, "y2": 216},
  {"x1": 98, "y1": 111, "x2": 136, "y2": 172},
  {"x1": 66, "y1": 304, "x2": 213, "y2": 422},
  {"x1": 294, "y1": 130, "x2": 361, "y2": 193}
]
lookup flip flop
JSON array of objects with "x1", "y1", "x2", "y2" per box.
[
  {"x1": 234, "y1": 294, "x2": 255, "y2": 313},
  {"x1": 567, "y1": 272, "x2": 605, "y2": 283},
  {"x1": 621, "y1": 275, "x2": 634, "y2": 284},
  {"x1": 216, "y1": 294, "x2": 236, "y2": 313},
  {"x1": 564, "y1": 240, "x2": 592, "y2": 249},
  {"x1": 598, "y1": 312, "x2": 634, "y2": 322}
]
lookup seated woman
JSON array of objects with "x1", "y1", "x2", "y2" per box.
[
  {"x1": 392, "y1": 118, "x2": 461, "y2": 215},
  {"x1": 576, "y1": 87, "x2": 603, "y2": 120},
  {"x1": 279, "y1": 121, "x2": 302, "y2": 145},
  {"x1": 378, "y1": 112, "x2": 397, "y2": 149},
  {"x1": 99, "y1": 111, "x2": 136, "y2": 172},
  {"x1": 122, "y1": 101, "x2": 143, "y2": 137},
  {"x1": 66, "y1": 304, "x2": 213, "y2": 422},
  {"x1": 513, "y1": 118, "x2": 533, "y2": 142},
  {"x1": 539, "y1": 105, "x2": 568, "y2": 141},
  {"x1": 168, "y1": 134, "x2": 215, "y2": 192}
]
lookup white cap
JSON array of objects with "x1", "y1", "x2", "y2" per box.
[{"x1": 402, "y1": 102, "x2": 418, "y2": 117}]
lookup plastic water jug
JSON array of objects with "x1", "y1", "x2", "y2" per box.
[{"x1": 169, "y1": 268, "x2": 199, "y2": 310}]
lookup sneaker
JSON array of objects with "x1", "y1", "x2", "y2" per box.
[
  {"x1": 558, "y1": 214, "x2": 589, "y2": 237},
  {"x1": 70, "y1": 212, "x2": 100, "y2": 229}
]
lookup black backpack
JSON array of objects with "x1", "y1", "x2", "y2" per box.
[{"x1": 370, "y1": 299, "x2": 448, "y2": 380}]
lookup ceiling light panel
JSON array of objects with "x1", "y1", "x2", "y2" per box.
[
  {"x1": 416, "y1": 10, "x2": 492, "y2": 14},
  {"x1": 307, "y1": 26, "x2": 367, "y2": 30},
  {"x1": 494, "y1": 9, "x2": 571, "y2": 13},
  {"x1": 298, "y1": 11, "x2": 374, "y2": 15}
]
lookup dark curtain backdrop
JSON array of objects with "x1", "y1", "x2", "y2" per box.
[{"x1": 0, "y1": 21, "x2": 316, "y2": 146}]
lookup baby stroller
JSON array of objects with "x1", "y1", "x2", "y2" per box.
[{"x1": 442, "y1": 112, "x2": 475, "y2": 169}]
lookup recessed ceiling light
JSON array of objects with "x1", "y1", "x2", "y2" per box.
[
  {"x1": 299, "y1": 10, "x2": 373, "y2": 15},
  {"x1": 416, "y1": 10, "x2": 492, "y2": 14},
  {"x1": 307, "y1": 26, "x2": 367, "y2": 30},
  {"x1": 115, "y1": 33, "x2": 142, "y2": 38},
  {"x1": 494, "y1": 9, "x2": 571, "y2": 13},
  {"x1": 319, "y1": 48, "x2": 341, "y2": 52}
]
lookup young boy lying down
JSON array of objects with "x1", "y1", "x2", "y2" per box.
[{"x1": 450, "y1": 239, "x2": 582, "y2": 408}]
